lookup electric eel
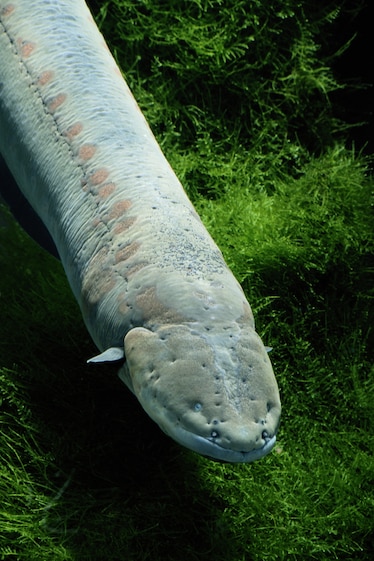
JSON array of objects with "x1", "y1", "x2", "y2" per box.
[{"x1": 0, "y1": 0, "x2": 281, "y2": 463}]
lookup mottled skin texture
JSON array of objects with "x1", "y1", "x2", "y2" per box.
[{"x1": 0, "y1": 0, "x2": 281, "y2": 462}]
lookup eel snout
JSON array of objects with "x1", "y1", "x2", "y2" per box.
[{"x1": 120, "y1": 324, "x2": 281, "y2": 463}]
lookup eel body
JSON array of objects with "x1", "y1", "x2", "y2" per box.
[{"x1": 0, "y1": 0, "x2": 281, "y2": 462}]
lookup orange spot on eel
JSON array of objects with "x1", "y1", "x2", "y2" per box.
[
  {"x1": 108, "y1": 200, "x2": 132, "y2": 220},
  {"x1": 89, "y1": 168, "x2": 109, "y2": 186},
  {"x1": 78, "y1": 144, "x2": 97, "y2": 161},
  {"x1": 17, "y1": 39, "x2": 36, "y2": 58},
  {"x1": 37, "y1": 70, "x2": 54, "y2": 86},
  {"x1": 113, "y1": 217, "x2": 136, "y2": 235},
  {"x1": 98, "y1": 182, "x2": 116, "y2": 198},
  {"x1": 64, "y1": 122, "x2": 83, "y2": 139},
  {"x1": 1, "y1": 4, "x2": 15, "y2": 17},
  {"x1": 115, "y1": 242, "x2": 140, "y2": 264},
  {"x1": 48, "y1": 93, "x2": 67, "y2": 113}
]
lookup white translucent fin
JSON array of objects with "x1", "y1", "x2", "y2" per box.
[{"x1": 87, "y1": 347, "x2": 124, "y2": 363}]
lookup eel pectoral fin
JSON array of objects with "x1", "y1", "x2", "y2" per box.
[{"x1": 87, "y1": 347, "x2": 124, "y2": 363}]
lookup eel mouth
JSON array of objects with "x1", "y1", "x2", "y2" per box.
[{"x1": 160, "y1": 422, "x2": 277, "y2": 463}]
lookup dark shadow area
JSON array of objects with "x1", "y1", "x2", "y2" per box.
[
  {"x1": 0, "y1": 154, "x2": 59, "y2": 257},
  {"x1": 330, "y1": 1, "x2": 373, "y2": 155}
]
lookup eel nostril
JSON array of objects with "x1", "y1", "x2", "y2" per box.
[{"x1": 262, "y1": 430, "x2": 270, "y2": 441}]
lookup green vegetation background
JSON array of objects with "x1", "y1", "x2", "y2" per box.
[{"x1": 0, "y1": 0, "x2": 373, "y2": 559}]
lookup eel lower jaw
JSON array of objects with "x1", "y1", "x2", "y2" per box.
[
  {"x1": 118, "y1": 364, "x2": 278, "y2": 462},
  {"x1": 159, "y1": 422, "x2": 277, "y2": 463}
]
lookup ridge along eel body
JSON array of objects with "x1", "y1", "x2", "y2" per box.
[{"x1": 0, "y1": 0, "x2": 281, "y2": 463}]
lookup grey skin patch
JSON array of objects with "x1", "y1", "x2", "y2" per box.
[{"x1": 121, "y1": 323, "x2": 281, "y2": 463}]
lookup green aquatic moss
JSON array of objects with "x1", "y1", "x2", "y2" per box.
[{"x1": 1, "y1": 1, "x2": 373, "y2": 560}]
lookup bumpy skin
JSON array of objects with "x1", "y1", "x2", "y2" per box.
[{"x1": 0, "y1": 0, "x2": 281, "y2": 462}]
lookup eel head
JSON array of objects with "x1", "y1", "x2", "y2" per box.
[{"x1": 116, "y1": 323, "x2": 281, "y2": 463}]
